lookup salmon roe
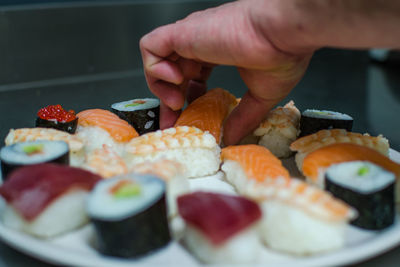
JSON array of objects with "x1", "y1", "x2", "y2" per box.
[{"x1": 37, "y1": 104, "x2": 76, "y2": 123}]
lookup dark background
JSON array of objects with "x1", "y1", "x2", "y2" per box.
[{"x1": 0, "y1": 1, "x2": 399, "y2": 265}]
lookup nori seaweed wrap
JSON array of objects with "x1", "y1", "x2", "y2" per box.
[
  {"x1": 87, "y1": 173, "x2": 170, "y2": 258},
  {"x1": 111, "y1": 98, "x2": 160, "y2": 135},
  {"x1": 299, "y1": 109, "x2": 353, "y2": 137},
  {"x1": 0, "y1": 140, "x2": 69, "y2": 180},
  {"x1": 325, "y1": 161, "x2": 395, "y2": 230},
  {"x1": 36, "y1": 104, "x2": 78, "y2": 134}
]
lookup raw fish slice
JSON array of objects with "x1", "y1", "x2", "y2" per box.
[
  {"x1": 253, "y1": 100, "x2": 300, "y2": 158},
  {"x1": 124, "y1": 126, "x2": 220, "y2": 178},
  {"x1": 221, "y1": 144, "x2": 290, "y2": 183},
  {"x1": 0, "y1": 163, "x2": 101, "y2": 221},
  {"x1": 174, "y1": 88, "x2": 237, "y2": 144},
  {"x1": 0, "y1": 163, "x2": 101, "y2": 238},
  {"x1": 302, "y1": 143, "x2": 400, "y2": 189},
  {"x1": 250, "y1": 177, "x2": 356, "y2": 222},
  {"x1": 5, "y1": 128, "x2": 83, "y2": 152},
  {"x1": 82, "y1": 145, "x2": 128, "y2": 178},
  {"x1": 178, "y1": 192, "x2": 261, "y2": 245},
  {"x1": 77, "y1": 109, "x2": 138, "y2": 142},
  {"x1": 290, "y1": 129, "x2": 389, "y2": 171}
]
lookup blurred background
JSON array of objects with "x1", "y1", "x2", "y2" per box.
[
  {"x1": 0, "y1": 0, "x2": 399, "y2": 150},
  {"x1": 0, "y1": 1, "x2": 400, "y2": 266}
]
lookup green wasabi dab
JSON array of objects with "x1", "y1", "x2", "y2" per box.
[
  {"x1": 22, "y1": 144, "x2": 44, "y2": 155},
  {"x1": 114, "y1": 183, "x2": 141, "y2": 199},
  {"x1": 357, "y1": 165, "x2": 370, "y2": 176}
]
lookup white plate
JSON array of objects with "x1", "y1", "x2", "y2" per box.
[{"x1": 0, "y1": 150, "x2": 399, "y2": 267}]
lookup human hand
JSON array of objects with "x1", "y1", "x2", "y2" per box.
[{"x1": 140, "y1": 0, "x2": 314, "y2": 145}]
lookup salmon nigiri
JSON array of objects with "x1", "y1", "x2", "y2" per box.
[
  {"x1": 174, "y1": 88, "x2": 237, "y2": 144},
  {"x1": 77, "y1": 109, "x2": 138, "y2": 142},
  {"x1": 302, "y1": 143, "x2": 400, "y2": 201},
  {"x1": 290, "y1": 129, "x2": 389, "y2": 171},
  {"x1": 221, "y1": 144, "x2": 290, "y2": 195},
  {"x1": 76, "y1": 109, "x2": 139, "y2": 156}
]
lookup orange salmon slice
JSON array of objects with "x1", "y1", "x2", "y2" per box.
[
  {"x1": 303, "y1": 143, "x2": 400, "y2": 182},
  {"x1": 77, "y1": 109, "x2": 138, "y2": 142},
  {"x1": 174, "y1": 88, "x2": 237, "y2": 144},
  {"x1": 221, "y1": 144, "x2": 290, "y2": 182}
]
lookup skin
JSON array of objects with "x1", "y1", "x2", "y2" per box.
[{"x1": 140, "y1": 0, "x2": 400, "y2": 145}]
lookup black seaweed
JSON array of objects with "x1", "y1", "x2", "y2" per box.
[
  {"x1": 91, "y1": 194, "x2": 170, "y2": 258},
  {"x1": 299, "y1": 115, "x2": 353, "y2": 137},
  {"x1": 325, "y1": 175, "x2": 395, "y2": 230},
  {"x1": 35, "y1": 117, "x2": 78, "y2": 134},
  {"x1": 111, "y1": 106, "x2": 160, "y2": 135},
  {"x1": 0, "y1": 152, "x2": 69, "y2": 181}
]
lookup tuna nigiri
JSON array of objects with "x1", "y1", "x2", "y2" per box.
[
  {"x1": 221, "y1": 144, "x2": 289, "y2": 195},
  {"x1": 290, "y1": 129, "x2": 389, "y2": 171},
  {"x1": 0, "y1": 163, "x2": 101, "y2": 238},
  {"x1": 302, "y1": 143, "x2": 400, "y2": 201},
  {"x1": 76, "y1": 109, "x2": 139, "y2": 155},
  {"x1": 178, "y1": 192, "x2": 261, "y2": 263},
  {"x1": 174, "y1": 88, "x2": 237, "y2": 144}
]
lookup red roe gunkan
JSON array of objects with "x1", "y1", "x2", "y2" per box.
[{"x1": 36, "y1": 104, "x2": 78, "y2": 134}]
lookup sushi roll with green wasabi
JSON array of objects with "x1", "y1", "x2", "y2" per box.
[
  {"x1": 299, "y1": 109, "x2": 353, "y2": 137},
  {"x1": 111, "y1": 98, "x2": 160, "y2": 135},
  {"x1": 87, "y1": 173, "x2": 170, "y2": 258},
  {"x1": 0, "y1": 140, "x2": 69, "y2": 180},
  {"x1": 325, "y1": 161, "x2": 395, "y2": 230}
]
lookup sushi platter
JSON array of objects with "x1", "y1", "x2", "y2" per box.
[
  {"x1": 0, "y1": 151, "x2": 399, "y2": 266},
  {"x1": 0, "y1": 91, "x2": 400, "y2": 266}
]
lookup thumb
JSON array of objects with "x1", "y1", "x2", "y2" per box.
[{"x1": 223, "y1": 91, "x2": 279, "y2": 145}]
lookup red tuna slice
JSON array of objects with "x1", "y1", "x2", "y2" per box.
[
  {"x1": 177, "y1": 191, "x2": 261, "y2": 246},
  {"x1": 0, "y1": 163, "x2": 101, "y2": 221}
]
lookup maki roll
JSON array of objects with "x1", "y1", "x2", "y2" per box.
[
  {"x1": 111, "y1": 98, "x2": 160, "y2": 135},
  {"x1": 325, "y1": 161, "x2": 395, "y2": 230},
  {"x1": 299, "y1": 109, "x2": 353, "y2": 137},
  {"x1": 0, "y1": 140, "x2": 69, "y2": 180},
  {"x1": 36, "y1": 104, "x2": 78, "y2": 134},
  {"x1": 87, "y1": 173, "x2": 170, "y2": 258},
  {"x1": 0, "y1": 164, "x2": 101, "y2": 238}
]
